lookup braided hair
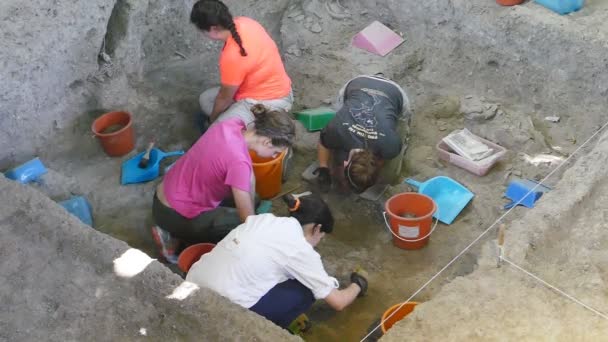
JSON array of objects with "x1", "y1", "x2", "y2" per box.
[{"x1": 190, "y1": 0, "x2": 247, "y2": 56}]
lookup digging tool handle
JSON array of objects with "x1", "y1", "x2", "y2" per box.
[
  {"x1": 404, "y1": 178, "x2": 423, "y2": 188},
  {"x1": 498, "y1": 224, "x2": 505, "y2": 246},
  {"x1": 270, "y1": 184, "x2": 303, "y2": 200},
  {"x1": 159, "y1": 150, "x2": 185, "y2": 159}
]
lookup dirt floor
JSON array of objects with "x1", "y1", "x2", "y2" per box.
[
  {"x1": 4, "y1": 0, "x2": 608, "y2": 340},
  {"x1": 31, "y1": 57, "x2": 577, "y2": 341}
]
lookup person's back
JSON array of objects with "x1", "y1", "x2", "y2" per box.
[
  {"x1": 330, "y1": 76, "x2": 407, "y2": 159},
  {"x1": 186, "y1": 213, "x2": 333, "y2": 308},
  {"x1": 316, "y1": 75, "x2": 412, "y2": 192},
  {"x1": 186, "y1": 195, "x2": 368, "y2": 330},
  {"x1": 221, "y1": 17, "x2": 291, "y2": 101},
  {"x1": 163, "y1": 118, "x2": 251, "y2": 218}
]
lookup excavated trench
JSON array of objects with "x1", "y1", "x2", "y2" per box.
[{"x1": 2, "y1": 0, "x2": 608, "y2": 341}]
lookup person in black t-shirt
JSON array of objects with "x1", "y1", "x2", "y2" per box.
[{"x1": 316, "y1": 75, "x2": 412, "y2": 193}]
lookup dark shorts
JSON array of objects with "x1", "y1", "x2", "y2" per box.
[
  {"x1": 152, "y1": 193, "x2": 242, "y2": 244},
  {"x1": 249, "y1": 279, "x2": 315, "y2": 329}
]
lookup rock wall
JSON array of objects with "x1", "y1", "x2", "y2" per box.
[
  {"x1": 0, "y1": 0, "x2": 202, "y2": 169},
  {"x1": 384, "y1": 0, "x2": 608, "y2": 142}
]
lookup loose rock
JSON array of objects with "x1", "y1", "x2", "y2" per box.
[
  {"x1": 310, "y1": 23, "x2": 323, "y2": 33},
  {"x1": 425, "y1": 96, "x2": 460, "y2": 119}
]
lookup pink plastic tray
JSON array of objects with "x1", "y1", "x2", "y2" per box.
[
  {"x1": 436, "y1": 136, "x2": 507, "y2": 176},
  {"x1": 352, "y1": 21, "x2": 405, "y2": 56}
]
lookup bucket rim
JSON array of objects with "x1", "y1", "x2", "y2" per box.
[
  {"x1": 91, "y1": 111, "x2": 133, "y2": 137},
  {"x1": 384, "y1": 192, "x2": 437, "y2": 221},
  {"x1": 177, "y1": 242, "x2": 216, "y2": 273},
  {"x1": 380, "y1": 301, "x2": 419, "y2": 334},
  {"x1": 249, "y1": 149, "x2": 287, "y2": 166}
]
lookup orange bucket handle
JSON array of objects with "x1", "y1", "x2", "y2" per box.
[{"x1": 382, "y1": 210, "x2": 440, "y2": 243}]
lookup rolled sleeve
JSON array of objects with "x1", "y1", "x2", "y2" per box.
[
  {"x1": 284, "y1": 249, "x2": 339, "y2": 300},
  {"x1": 225, "y1": 161, "x2": 252, "y2": 193}
]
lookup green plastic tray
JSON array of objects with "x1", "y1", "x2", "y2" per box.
[{"x1": 295, "y1": 107, "x2": 336, "y2": 131}]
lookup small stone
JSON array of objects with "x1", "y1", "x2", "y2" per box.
[
  {"x1": 294, "y1": 14, "x2": 305, "y2": 22},
  {"x1": 503, "y1": 171, "x2": 512, "y2": 184},
  {"x1": 306, "y1": 16, "x2": 313, "y2": 23},
  {"x1": 513, "y1": 170, "x2": 522, "y2": 177},
  {"x1": 439, "y1": 126, "x2": 447, "y2": 131},
  {"x1": 310, "y1": 23, "x2": 323, "y2": 33},
  {"x1": 427, "y1": 96, "x2": 460, "y2": 119},
  {"x1": 465, "y1": 95, "x2": 473, "y2": 99},
  {"x1": 288, "y1": 10, "x2": 303, "y2": 18},
  {"x1": 286, "y1": 45, "x2": 302, "y2": 57},
  {"x1": 322, "y1": 97, "x2": 332, "y2": 105}
]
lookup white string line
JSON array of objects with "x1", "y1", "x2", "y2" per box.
[
  {"x1": 360, "y1": 119, "x2": 608, "y2": 341},
  {"x1": 501, "y1": 256, "x2": 608, "y2": 321}
]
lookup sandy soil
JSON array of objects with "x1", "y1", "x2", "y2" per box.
[
  {"x1": 31, "y1": 55, "x2": 575, "y2": 341},
  {"x1": 5, "y1": 0, "x2": 608, "y2": 340}
]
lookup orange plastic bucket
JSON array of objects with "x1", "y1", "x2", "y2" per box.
[
  {"x1": 383, "y1": 193, "x2": 437, "y2": 250},
  {"x1": 91, "y1": 111, "x2": 135, "y2": 157},
  {"x1": 496, "y1": 0, "x2": 524, "y2": 5},
  {"x1": 381, "y1": 302, "x2": 419, "y2": 334},
  {"x1": 177, "y1": 243, "x2": 216, "y2": 273},
  {"x1": 249, "y1": 150, "x2": 286, "y2": 199}
]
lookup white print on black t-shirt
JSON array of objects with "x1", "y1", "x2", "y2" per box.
[
  {"x1": 348, "y1": 89, "x2": 387, "y2": 128},
  {"x1": 346, "y1": 88, "x2": 390, "y2": 140}
]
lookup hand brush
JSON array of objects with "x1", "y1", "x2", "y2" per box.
[{"x1": 138, "y1": 142, "x2": 155, "y2": 168}]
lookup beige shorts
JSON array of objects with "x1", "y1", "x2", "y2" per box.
[{"x1": 199, "y1": 87, "x2": 294, "y2": 126}]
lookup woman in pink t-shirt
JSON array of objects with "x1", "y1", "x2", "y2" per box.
[{"x1": 151, "y1": 104, "x2": 295, "y2": 262}]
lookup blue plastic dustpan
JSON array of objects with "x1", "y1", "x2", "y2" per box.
[
  {"x1": 405, "y1": 176, "x2": 474, "y2": 224},
  {"x1": 504, "y1": 179, "x2": 551, "y2": 209},
  {"x1": 121, "y1": 148, "x2": 184, "y2": 185},
  {"x1": 4, "y1": 157, "x2": 48, "y2": 184},
  {"x1": 59, "y1": 196, "x2": 93, "y2": 226}
]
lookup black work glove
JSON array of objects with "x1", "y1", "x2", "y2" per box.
[
  {"x1": 350, "y1": 272, "x2": 368, "y2": 297},
  {"x1": 314, "y1": 167, "x2": 331, "y2": 193}
]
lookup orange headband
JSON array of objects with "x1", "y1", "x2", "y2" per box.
[{"x1": 288, "y1": 198, "x2": 301, "y2": 212}]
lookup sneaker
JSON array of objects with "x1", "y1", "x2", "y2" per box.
[
  {"x1": 314, "y1": 167, "x2": 331, "y2": 193},
  {"x1": 151, "y1": 226, "x2": 179, "y2": 264},
  {"x1": 197, "y1": 111, "x2": 211, "y2": 135}
]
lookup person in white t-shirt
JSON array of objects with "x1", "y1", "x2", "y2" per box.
[{"x1": 186, "y1": 194, "x2": 368, "y2": 329}]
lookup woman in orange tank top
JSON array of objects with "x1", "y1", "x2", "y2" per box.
[{"x1": 190, "y1": 0, "x2": 293, "y2": 131}]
